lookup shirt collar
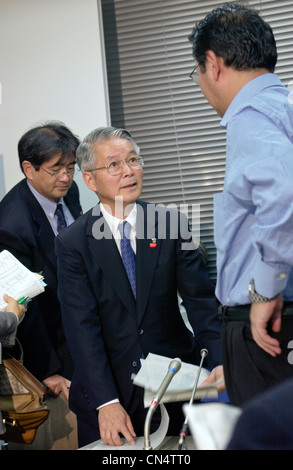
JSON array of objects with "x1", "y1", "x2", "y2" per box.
[
  {"x1": 100, "y1": 202, "x2": 137, "y2": 238},
  {"x1": 221, "y1": 73, "x2": 283, "y2": 128},
  {"x1": 27, "y1": 180, "x2": 64, "y2": 217}
]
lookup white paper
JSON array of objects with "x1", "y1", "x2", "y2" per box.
[
  {"x1": 0, "y1": 250, "x2": 45, "y2": 310},
  {"x1": 80, "y1": 403, "x2": 170, "y2": 450},
  {"x1": 133, "y1": 353, "x2": 219, "y2": 407},
  {"x1": 183, "y1": 402, "x2": 242, "y2": 450}
]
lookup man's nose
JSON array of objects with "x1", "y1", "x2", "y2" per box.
[
  {"x1": 57, "y1": 170, "x2": 71, "y2": 181},
  {"x1": 121, "y1": 160, "x2": 134, "y2": 175}
]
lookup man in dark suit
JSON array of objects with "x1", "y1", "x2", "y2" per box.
[
  {"x1": 227, "y1": 377, "x2": 293, "y2": 450},
  {"x1": 0, "y1": 122, "x2": 82, "y2": 448},
  {"x1": 55, "y1": 126, "x2": 224, "y2": 448}
]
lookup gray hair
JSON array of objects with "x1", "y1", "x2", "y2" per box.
[{"x1": 76, "y1": 126, "x2": 140, "y2": 172}]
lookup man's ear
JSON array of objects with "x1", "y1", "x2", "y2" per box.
[
  {"x1": 83, "y1": 171, "x2": 98, "y2": 193},
  {"x1": 22, "y1": 160, "x2": 33, "y2": 179},
  {"x1": 205, "y1": 50, "x2": 223, "y2": 81}
]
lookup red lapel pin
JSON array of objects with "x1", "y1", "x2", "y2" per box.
[{"x1": 149, "y1": 238, "x2": 157, "y2": 248}]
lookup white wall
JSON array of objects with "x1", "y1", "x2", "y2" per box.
[{"x1": 0, "y1": 0, "x2": 109, "y2": 211}]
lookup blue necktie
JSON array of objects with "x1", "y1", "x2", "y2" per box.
[
  {"x1": 119, "y1": 221, "x2": 136, "y2": 299},
  {"x1": 55, "y1": 203, "x2": 67, "y2": 233}
]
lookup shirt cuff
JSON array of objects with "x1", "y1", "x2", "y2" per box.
[
  {"x1": 253, "y1": 257, "x2": 290, "y2": 298},
  {"x1": 97, "y1": 399, "x2": 119, "y2": 410}
]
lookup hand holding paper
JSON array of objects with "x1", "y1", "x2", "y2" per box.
[
  {"x1": 0, "y1": 250, "x2": 45, "y2": 311},
  {"x1": 200, "y1": 365, "x2": 225, "y2": 393}
]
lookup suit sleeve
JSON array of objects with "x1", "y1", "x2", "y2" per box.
[
  {"x1": 55, "y1": 233, "x2": 120, "y2": 410},
  {"x1": 0, "y1": 312, "x2": 19, "y2": 345}
]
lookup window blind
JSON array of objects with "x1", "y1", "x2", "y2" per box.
[{"x1": 101, "y1": 0, "x2": 293, "y2": 280}]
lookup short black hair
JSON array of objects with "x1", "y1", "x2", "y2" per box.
[
  {"x1": 188, "y1": 2, "x2": 277, "y2": 73},
  {"x1": 18, "y1": 121, "x2": 80, "y2": 173}
]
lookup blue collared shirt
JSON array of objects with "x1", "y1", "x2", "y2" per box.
[
  {"x1": 27, "y1": 181, "x2": 75, "y2": 235},
  {"x1": 214, "y1": 73, "x2": 293, "y2": 306}
]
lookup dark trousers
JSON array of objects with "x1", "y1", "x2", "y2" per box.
[{"x1": 221, "y1": 316, "x2": 293, "y2": 406}]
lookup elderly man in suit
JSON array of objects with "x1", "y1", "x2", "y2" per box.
[
  {"x1": 55, "y1": 126, "x2": 224, "y2": 448},
  {"x1": 0, "y1": 122, "x2": 82, "y2": 449}
]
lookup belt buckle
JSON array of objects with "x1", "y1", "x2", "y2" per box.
[{"x1": 218, "y1": 304, "x2": 228, "y2": 320}]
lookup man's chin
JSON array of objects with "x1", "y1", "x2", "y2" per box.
[{"x1": 54, "y1": 188, "x2": 70, "y2": 198}]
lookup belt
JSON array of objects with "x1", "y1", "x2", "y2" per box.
[{"x1": 218, "y1": 303, "x2": 293, "y2": 321}]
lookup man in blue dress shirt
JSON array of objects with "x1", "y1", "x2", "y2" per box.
[
  {"x1": 189, "y1": 3, "x2": 293, "y2": 406},
  {"x1": 0, "y1": 122, "x2": 82, "y2": 448}
]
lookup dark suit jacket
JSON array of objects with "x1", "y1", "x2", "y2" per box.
[
  {"x1": 0, "y1": 178, "x2": 82, "y2": 380},
  {"x1": 227, "y1": 378, "x2": 293, "y2": 450},
  {"x1": 55, "y1": 200, "x2": 222, "y2": 425}
]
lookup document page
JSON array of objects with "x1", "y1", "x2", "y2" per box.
[
  {"x1": 0, "y1": 250, "x2": 45, "y2": 310},
  {"x1": 133, "y1": 353, "x2": 219, "y2": 407},
  {"x1": 183, "y1": 402, "x2": 242, "y2": 450}
]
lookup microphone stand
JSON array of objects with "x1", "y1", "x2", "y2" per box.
[
  {"x1": 178, "y1": 348, "x2": 208, "y2": 450},
  {"x1": 143, "y1": 398, "x2": 157, "y2": 450},
  {"x1": 144, "y1": 358, "x2": 181, "y2": 450}
]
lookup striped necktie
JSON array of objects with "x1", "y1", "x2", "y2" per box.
[
  {"x1": 55, "y1": 203, "x2": 67, "y2": 233},
  {"x1": 119, "y1": 221, "x2": 136, "y2": 299}
]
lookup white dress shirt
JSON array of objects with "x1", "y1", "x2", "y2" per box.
[
  {"x1": 100, "y1": 202, "x2": 137, "y2": 254},
  {"x1": 97, "y1": 202, "x2": 137, "y2": 409}
]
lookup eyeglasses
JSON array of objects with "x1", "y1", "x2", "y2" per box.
[
  {"x1": 87, "y1": 156, "x2": 144, "y2": 176},
  {"x1": 41, "y1": 165, "x2": 75, "y2": 178},
  {"x1": 189, "y1": 64, "x2": 200, "y2": 84}
]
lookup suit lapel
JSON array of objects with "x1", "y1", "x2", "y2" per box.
[
  {"x1": 65, "y1": 199, "x2": 82, "y2": 219},
  {"x1": 136, "y1": 201, "x2": 161, "y2": 325},
  {"x1": 21, "y1": 182, "x2": 57, "y2": 272},
  {"x1": 86, "y1": 202, "x2": 161, "y2": 322},
  {"x1": 86, "y1": 206, "x2": 136, "y2": 314}
]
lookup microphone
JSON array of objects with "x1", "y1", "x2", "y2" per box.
[
  {"x1": 178, "y1": 348, "x2": 208, "y2": 450},
  {"x1": 144, "y1": 358, "x2": 181, "y2": 450}
]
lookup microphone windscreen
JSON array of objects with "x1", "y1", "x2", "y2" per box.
[{"x1": 168, "y1": 358, "x2": 181, "y2": 373}]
